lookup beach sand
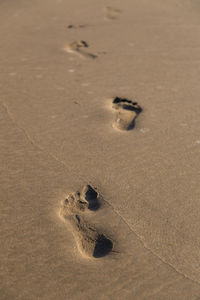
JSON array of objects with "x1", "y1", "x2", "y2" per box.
[{"x1": 1, "y1": 0, "x2": 200, "y2": 299}]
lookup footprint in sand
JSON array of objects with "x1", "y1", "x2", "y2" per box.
[
  {"x1": 104, "y1": 6, "x2": 122, "y2": 20},
  {"x1": 111, "y1": 97, "x2": 142, "y2": 131},
  {"x1": 67, "y1": 24, "x2": 88, "y2": 29},
  {"x1": 63, "y1": 40, "x2": 97, "y2": 59},
  {"x1": 59, "y1": 185, "x2": 113, "y2": 258}
]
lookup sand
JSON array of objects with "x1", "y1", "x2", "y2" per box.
[{"x1": 1, "y1": 0, "x2": 200, "y2": 299}]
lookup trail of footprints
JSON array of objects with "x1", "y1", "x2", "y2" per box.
[
  {"x1": 64, "y1": 6, "x2": 121, "y2": 59},
  {"x1": 60, "y1": 6, "x2": 143, "y2": 259},
  {"x1": 63, "y1": 6, "x2": 142, "y2": 131},
  {"x1": 59, "y1": 185, "x2": 113, "y2": 258}
]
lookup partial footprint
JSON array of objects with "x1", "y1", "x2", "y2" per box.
[
  {"x1": 59, "y1": 185, "x2": 113, "y2": 258},
  {"x1": 62, "y1": 214, "x2": 113, "y2": 258},
  {"x1": 63, "y1": 40, "x2": 97, "y2": 59},
  {"x1": 111, "y1": 97, "x2": 142, "y2": 130},
  {"x1": 104, "y1": 6, "x2": 122, "y2": 20},
  {"x1": 64, "y1": 185, "x2": 100, "y2": 213}
]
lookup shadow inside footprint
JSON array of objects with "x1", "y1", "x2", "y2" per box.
[
  {"x1": 81, "y1": 185, "x2": 100, "y2": 211},
  {"x1": 112, "y1": 97, "x2": 142, "y2": 130},
  {"x1": 93, "y1": 234, "x2": 113, "y2": 258}
]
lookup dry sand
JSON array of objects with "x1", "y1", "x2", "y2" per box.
[{"x1": 1, "y1": 0, "x2": 200, "y2": 299}]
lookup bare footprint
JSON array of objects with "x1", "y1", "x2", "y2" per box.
[
  {"x1": 111, "y1": 97, "x2": 142, "y2": 131},
  {"x1": 63, "y1": 40, "x2": 97, "y2": 59},
  {"x1": 59, "y1": 185, "x2": 113, "y2": 258},
  {"x1": 104, "y1": 6, "x2": 122, "y2": 20}
]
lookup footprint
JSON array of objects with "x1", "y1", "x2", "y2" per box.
[
  {"x1": 104, "y1": 6, "x2": 122, "y2": 20},
  {"x1": 111, "y1": 97, "x2": 142, "y2": 131},
  {"x1": 59, "y1": 185, "x2": 113, "y2": 258},
  {"x1": 67, "y1": 24, "x2": 88, "y2": 29},
  {"x1": 63, "y1": 40, "x2": 97, "y2": 59}
]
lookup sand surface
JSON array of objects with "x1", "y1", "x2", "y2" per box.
[{"x1": 1, "y1": 0, "x2": 200, "y2": 299}]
